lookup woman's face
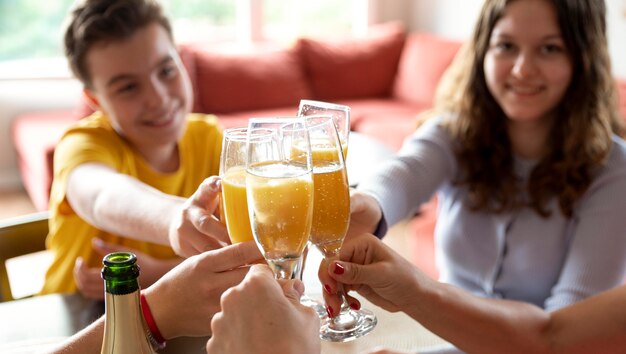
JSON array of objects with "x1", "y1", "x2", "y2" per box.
[{"x1": 483, "y1": 0, "x2": 573, "y2": 124}]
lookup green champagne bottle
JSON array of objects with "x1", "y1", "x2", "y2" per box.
[{"x1": 100, "y1": 252, "x2": 157, "y2": 354}]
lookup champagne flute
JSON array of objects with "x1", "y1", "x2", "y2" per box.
[
  {"x1": 219, "y1": 127, "x2": 272, "y2": 243},
  {"x1": 306, "y1": 115, "x2": 377, "y2": 342},
  {"x1": 297, "y1": 100, "x2": 350, "y2": 314},
  {"x1": 246, "y1": 118, "x2": 314, "y2": 279}
]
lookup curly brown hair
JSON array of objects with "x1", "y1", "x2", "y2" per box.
[
  {"x1": 435, "y1": 0, "x2": 623, "y2": 218},
  {"x1": 63, "y1": 0, "x2": 173, "y2": 89}
]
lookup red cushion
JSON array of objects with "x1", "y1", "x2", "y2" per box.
[
  {"x1": 393, "y1": 33, "x2": 462, "y2": 106},
  {"x1": 355, "y1": 116, "x2": 422, "y2": 152},
  {"x1": 177, "y1": 44, "x2": 204, "y2": 113},
  {"x1": 11, "y1": 110, "x2": 80, "y2": 211},
  {"x1": 297, "y1": 22, "x2": 406, "y2": 100},
  {"x1": 193, "y1": 46, "x2": 312, "y2": 114}
]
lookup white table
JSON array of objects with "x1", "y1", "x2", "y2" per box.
[{"x1": 0, "y1": 247, "x2": 450, "y2": 354}]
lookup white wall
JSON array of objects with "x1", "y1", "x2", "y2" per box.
[{"x1": 607, "y1": 0, "x2": 626, "y2": 79}]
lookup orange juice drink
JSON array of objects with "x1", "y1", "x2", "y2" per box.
[
  {"x1": 247, "y1": 163, "x2": 313, "y2": 260},
  {"x1": 222, "y1": 167, "x2": 254, "y2": 243},
  {"x1": 310, "y1": 165, "x2": 350, "y2": 256}
]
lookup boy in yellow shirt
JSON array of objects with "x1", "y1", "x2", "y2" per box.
[{"x1": 42, "y1": 0, "x2": 229, "y2": 298}]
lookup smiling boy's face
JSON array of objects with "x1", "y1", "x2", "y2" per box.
[{"x1": 83, "y1": 22, "x2": 193, "y2": 153}]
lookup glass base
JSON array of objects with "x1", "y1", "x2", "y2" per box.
[
  {"x1": 319, "y1": 307, "x2": 377, "y2": 342},
  {"x1": 300, "y1": 294, "x2": 328, "y2": 319}
]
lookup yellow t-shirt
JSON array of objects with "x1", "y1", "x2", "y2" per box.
[{"x1": 41, "y1": 112, "x2": 223, "y2": 295}]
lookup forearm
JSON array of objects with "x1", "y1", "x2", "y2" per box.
[
  {"x1": 546, "y1": 285, "x2": 626, "y2": 353},
  {"x1": 91, "y1": 175, "x2": 183, "y2": 245},
  {"x1": 404, "y1": 278, "x2": 552, "y2": 354},
  {"x1": 68, "y1": 165, "x2": 184, "y2": 246},
  {"x1": 49, "y1": 317, "x2": 104, "y2": 354}
]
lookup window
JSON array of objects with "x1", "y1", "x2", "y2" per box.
[
  {"x1": 0, "y1": 0, "x2": 369, "y2": 78},
  {"x1": 161, "y1": 0, "x2": 237, "y2": 43},
  {"x1": 0, "y1": 0, "x2": 75, "y2": 61},
  {"x1": 263, "y1": 0, "x2": 356, "y2": 43}
]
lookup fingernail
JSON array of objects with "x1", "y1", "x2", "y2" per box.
[
  {"x1": 326, "y1": 306, "x2": 334, "y2": 318},
  {"x1": 350, "y1": 302, "x2": 361, "y2": 310},
  {"x1": 333, "y1": 262, "x2": 345, "y2": 275},
  {"x1": 323, "y1": 284, "x2": 332, "y2": 294}
]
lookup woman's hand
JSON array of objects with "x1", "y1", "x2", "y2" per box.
[
  {"x1": 347, "y1": 190, "x2": 383, "y2": 239},
  {"x1": 321, "y1": 234, "x2": 431, "y2": 316},
  {"x1": 206, "y1": 264, "x2": 321, "y2": 354},
  {"x1": 168, "y1": 176, "x2": 231, "y2": 257},
  {"x1": 143, "y1": 241, "x2": 263, "y2": 339}
]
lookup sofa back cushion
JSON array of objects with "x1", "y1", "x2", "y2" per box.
[
  {"x1": 393, "y1": 33, "x2": 463, "y2": 107},
  {"x1": 297, "y1": 22, "x2": 406, "y2": 100},
  {"x1": 192, "y1": 46, "x2": 311, "y2": 114},
  {"x1": 178, "y1": 44, "x2": 205, "y2": 113}
]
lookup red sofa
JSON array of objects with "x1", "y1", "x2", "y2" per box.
[{"x1": 10, "y1": 23, "x2": 626, "y2": 279}]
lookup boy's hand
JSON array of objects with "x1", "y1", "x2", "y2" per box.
[
  {"x1": 74, "y1": 239, "x2": 184, "y2": 300},
  {"x1": 168, "y1": 176, "x2": 231, "y2": 257},
  {"x1": 73, "y1": 257, "x2": 104, "y2": 300}
]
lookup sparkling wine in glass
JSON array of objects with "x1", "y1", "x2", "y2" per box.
[
  {"x1": 219, "y1": 127, "x2": 271, "y2": 244},
  {"x1": 246, "y1": 118, "x2": 314, "y2": 279},
  {"x1": 306, "y1": 115, "x2": 377, "y2": 342},
  {"x1": 297, "y1": 100, "x2": 350, "y2": 314}
]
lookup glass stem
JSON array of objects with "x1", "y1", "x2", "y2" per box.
[
  {"x1": 336, "y1": 282, "x2": 351, "y2": 313},
  {"x1": 327, "y1": 254, "x2": 353, "y2": 318},
  {"x1": 293, "y1": 243, "x2": 309, "y2": 281}
]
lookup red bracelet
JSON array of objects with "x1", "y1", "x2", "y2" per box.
[{"x1": 140, "y1": 292, "x2": 167, "y2": 350}]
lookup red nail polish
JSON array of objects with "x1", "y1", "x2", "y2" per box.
[
  {"x1": 323, "y1": 284, "x2": 332, "y2": 294},
  {"x1": 333, "y1": 263, "x2": 345, "y2": 275},
  {"x1": 350, "y1": 302, "x2": 361, "y2": 310},
  {"x1": 326, "y1": 306, "x2": 334, "y2": 318}
]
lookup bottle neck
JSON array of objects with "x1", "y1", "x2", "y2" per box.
[{"x1": 105, "y1": 278, "x2": 140, "y2": 295}]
